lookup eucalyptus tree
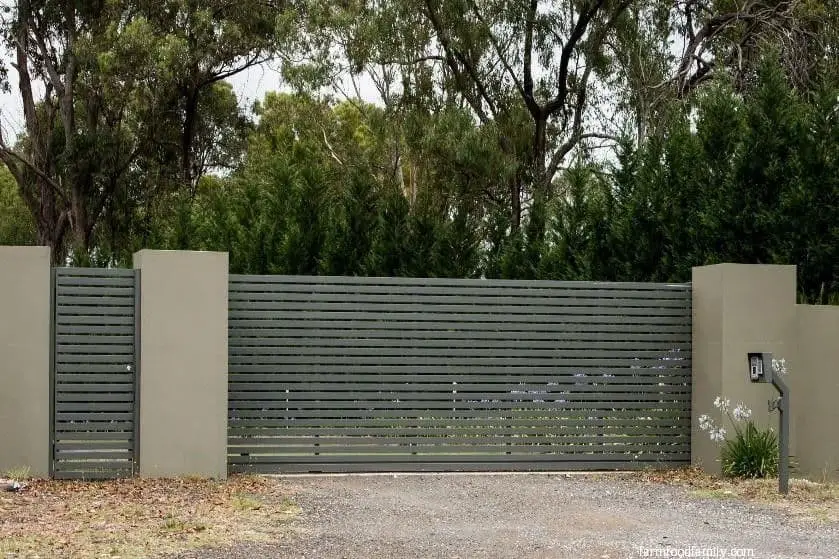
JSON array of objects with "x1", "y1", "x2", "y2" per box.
[
  {"x1": 0, "y1": 0, "x2": 286, "y2": 263},
  {"x1": 300, "y1": 0, "x2": 814, "y2": 234}
]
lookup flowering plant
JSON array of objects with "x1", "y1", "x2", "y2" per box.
[
  {"x1": 698, "y1": 397, "x2": 752, "y2": 443},
  {"x1": 699, "y1": 396, "x2": 777, "y2": 479}
]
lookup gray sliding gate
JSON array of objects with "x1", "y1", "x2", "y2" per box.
[
  {"x1": 52, "y1": 268, "x2": 139, "y2": 479},
  {"x1": 228, "y1": 276, "x2": 692, "y2": 473}
]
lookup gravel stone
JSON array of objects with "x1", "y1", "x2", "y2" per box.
[{"x1": 171, "y1": 473, "x2": 839, "y2": 558}]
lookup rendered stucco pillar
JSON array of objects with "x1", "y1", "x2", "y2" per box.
[
  {"x1": 793, "y1": 305, "x2": 839, "y2": 481},
  {"x1": 133, "y1": 250, "x2": 228, "y2": 478},
  {"x1": 0, "y1": 246, "x2": 51, "y2": 477},
  {"x1": 691, "y1": 264, "x2": 797, "y2": 474}
]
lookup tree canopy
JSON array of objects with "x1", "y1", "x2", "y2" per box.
[{"x1": 1, "y1": 0, "x2": 838, "y2": 302}]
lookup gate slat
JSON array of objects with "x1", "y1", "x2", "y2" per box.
[
  {"x1": 229, "y1": 274, "x2": 689, "y2": 290},
  {"x1": 230, "y1": 337, "x2": 690, "y2": 350},
  {"x1": 227, "y1": 453, "x2": 691, "y2": 465},
  {"x1": 229, "y1": 329, "x2": 690, "y2": 341},
  {"x1": 230, "y1": 319, "x2": 691, "y2": 333}
]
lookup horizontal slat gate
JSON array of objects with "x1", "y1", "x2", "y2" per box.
[
  {"x1": 52, "y1": 268, "x2": 138, "y2": 479},
  {"x1": 228, "y1": 276, "x2": 691, "y2": 473}
]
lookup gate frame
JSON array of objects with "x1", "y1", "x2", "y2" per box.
[
  {"x1": 48, "y1": 268, "x2": 56, "y2": 478},
  {"x1": 49, "y1": 267, "x2": 142, "y2": 479},
  {"x1": 227, "y1": 274, "x2": 693, "y2": 474},
  {"x1": 132, "y1": 268, "x2": 142, "y2": 474}
]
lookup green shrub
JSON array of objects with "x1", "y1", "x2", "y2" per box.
[{"x1": 720, "y1": 421, "x2": 779, "y2": 479}]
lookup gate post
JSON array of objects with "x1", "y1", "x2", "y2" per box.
[
  {"x1": 691, "y1": 264, "x2": 797, "y2": 474},
  {"x1": 133, "y1": 250, "x2": 228, "y2": 479},
  {"x1": 0, "y1": 246, "x2": 51, "y2": 478}
]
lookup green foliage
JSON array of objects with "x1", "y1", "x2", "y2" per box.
[
  {"x1": 721, "y1": 421, "x2": 780, "y2": 479},
  {"x1": 127, "y1": 60, "x2": 839, "y2": 295},
  {"x1": 564, "y1": 59, "x2": 839, "y2": 302},
  {"x1": 3, "y1": 18, "x2": 837, "y2": 302},
  {"x1": 150, "y1": 93, "x2": 484, "y2": 278},
  {"x1": 1, "y1": 0, "x2": 284, "y2": 263},
  {"x1": 0, "y1": 166, "x2": 36, "y2": 246}
]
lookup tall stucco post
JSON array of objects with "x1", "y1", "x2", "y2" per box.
[
  {"x1": 133, "y1": 250, "x2": 228, "y2": 479},
  {"x1": 0, "y1": 246, "x2": 51, "y2": 477},
  {"x1": 691, "y1": 264, "x2": 797, "y2": 474},
  {"x1": 793, "y1": 305, "x2": 839, "y2": 480}
]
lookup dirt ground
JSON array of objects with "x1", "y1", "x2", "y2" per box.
[
  {"x1": 4, "y1": 471, "x2": 839, "y2": 558},
  {"x1": 173, "y1": 471, "x2": 839, "y2": 559},
  {"x1": 0, "y1": 475, "x2": 297, "y2": 558}
]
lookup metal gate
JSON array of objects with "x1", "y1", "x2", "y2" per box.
[
  {"x1": 228, "y1": 276, "x2": 692, "y2": 473},
  {"x1": 52, "y1": 268, "x2": 139, "y2": 479}
]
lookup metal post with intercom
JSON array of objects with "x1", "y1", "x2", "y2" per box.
[{"x1": 747, "y1": 352, "x2": 789, "y2": 494}]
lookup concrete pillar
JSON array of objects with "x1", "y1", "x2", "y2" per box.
[
  {"x1": 691, "y1": 264, "x2": 797, "y2": 474},
  {"x1": 0, "y1": 246, "x2": 51, "y2": 477},
  {"x1": 133, "y1": 250, "x2": 228, "y2": 478},
  {"x1": 793, "y1": 305, "x2": 839, "y2": 480}
]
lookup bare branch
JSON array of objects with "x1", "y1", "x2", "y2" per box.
[
  {"x1": 0, "y1": 146, "x2": 64, "y2": 198},
  {"x1": 667, "y1": 0, "x2": 799, "y2": 97},
  {"x1": 321, "y1": 127, "x2": 344, "y2": 166},
  {"x1": 544, "y1": 0, "x2": 609, "y2": 116},
  {"x1": 14, "y1": 1, "x2": 38, "y2": 146},
  {"x1": 423, "y1": 0, "x2": 496, "y2": 121},
  {"x1": 546, "y1": 63, "x2": 594, "y2": 181},
  {"x1": 61, "y1": 1, "x2": 77, "y2": 155},
  {"x1": 376, "y1": 55, "x2": 447, "y2": 66},
  {"x1": 465, "y1": 0, "x2": 526, "y2": 102},
  {"x1": 199, "y1": 53, "x2": 272, "y2": 87},
  {"x1": 30, "y1": 13, "x2": 65, "y2": 96},
  {"x1": 523, "y1": 0, "x2": 539, "y2": 117}
]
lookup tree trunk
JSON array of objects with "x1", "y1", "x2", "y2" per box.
[
  {"x1": 36, "y1": 225, "x2": 63, "y2": 266},
  {"x1": 182, "y1": 90, "x2": 200, "y2": 195},
  {"x1": 34, "y1": 181, "x2": 67, "y2": 266},
  {"x1": 532, "y1": 115, "x2": 549, "y2": 197},
  {"x1": 510, "y1": 177, "x2": 522, "y2": 232},
  {"x1": 636, "y1": 98, "x2": 648, "y2": 148},
  {"x1": 69, "y1": 185, "x2": 93, "y2": 265}
]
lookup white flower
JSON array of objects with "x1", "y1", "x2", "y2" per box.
[
  {"x1": 713, "y1": 397, "x2": 731, "y2": 413},
  {"x1": 698, "y1": 414, "x2": 714, "y2": 431},
  {"x1": 709, "y1": 427, "x2": 727, "y2": 442},
  {"x1": 772, "y1": 358, "x2": 789, "y2": 375},
  {"x1": 732, "y1": 403, "x2": 752, "y2": 422}
]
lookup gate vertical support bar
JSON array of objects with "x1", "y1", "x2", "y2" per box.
[
  {"x1": 780, "y1": 395, "x2": 789, "y2": 494},
  {"x1": 48, "y1": 268, "x2": 56, "y2": 478},
  {"x1": 132, "y1": 268, "x2": 142, "y2": 475},
  {"x1": 773, "y1": 372, "x2": 790, "y2": 494}
]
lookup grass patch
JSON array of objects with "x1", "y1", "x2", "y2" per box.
[
  {"x1": 637, "y1": 466, "x2": 839, "y2": 523},
  {"x1": 689, "y1": 488, "x2": 736, "y2": 499},
  {"x1": 161, "y1": 513, "x2": 207, "y2": 534},
  {"x1": 162, "y1": 514, "x2": 188, "y2": 532},
  {"x1": 2, "y1": 466, "x2": 32, "y2": 481},
  {"x1": 0, "y1": 475, "x2": 298, "y2": 558},
  {"x1": 231, "y1": 493, "x2": 263, "y2": 511}
]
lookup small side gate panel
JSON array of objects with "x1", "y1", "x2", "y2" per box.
[
  {"x1": 52, "y1": 268, "x2": 139, "y2": 479},
  {"x1": 228, "y1": 276, "x2": 692, "y2": 473}
]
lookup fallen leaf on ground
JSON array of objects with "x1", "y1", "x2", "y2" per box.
[{"x1": 0, "y1": 475, "x2": 298, "y2": 558}]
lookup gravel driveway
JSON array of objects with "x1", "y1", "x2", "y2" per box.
[{"x1": 174, "y1": 473, "x2": 839, "y2": 558}]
